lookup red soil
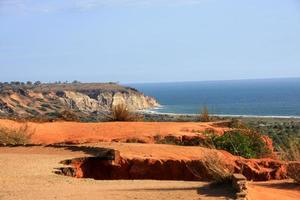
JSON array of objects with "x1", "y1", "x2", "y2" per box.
[
  {"x1": 0, "y1": 119, "x2": 228, "y2": 144},
  {"x1": 56, "y1": 142, "x2": 288, "y2": 182}
]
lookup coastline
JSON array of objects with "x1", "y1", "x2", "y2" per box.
[
  {"x1": 140, "y1": 108, "x2": 300, "y2": 122},
  {"x1": 141, "y1": 109, "x2": 300, "y2": 119}
]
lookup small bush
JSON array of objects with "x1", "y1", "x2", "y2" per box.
[
  {"x1": 125, "y1": 138, "x2": 146, "y2": 143},
  {"x1": 199, "y1": 106, "x2": 210, "y2": 122},
  {"x1": 0, "y1": 125, "x2": 33, "y2": 145},
  {"x1": 228, "y1": 118, "x2": 246, "y2": 129},
  {"x1": 45, "y1": 110, "x2": 80, "y2": 121},
  {"x1": 279, "y1": 138, "x2": 300, "y2": 184},
  {"x1": 203, "y1": 155, "x2": 233, "y2": 183},
  {"x1": 25, "y1": 108, "x2": 39, "y2": 116},
  {"x1": 154, "y1": 135, "x2": 181, "y2": 145},
  {"x1": 187, "y1": 154, "x2": 233, "y2": 183},
  {"x1": 211, "y1": 130, "x2": 270, "y2": 159},
  {"x1": 109, "y1": 103, "x2": 142, "y2": 121},
  {"x1": 38, "y1": 107, "x2": 47, "y2": 112},
  {"x1": 41, "y1": 103, "x2": 51, "y2": 108},
  {"x1": 287, "y1": 162, "x2": 300, "y2": 184}
]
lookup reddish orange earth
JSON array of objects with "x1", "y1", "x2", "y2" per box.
[
  {"x1": 247, "y1": 180, "x2": 300, "y2": 200},
  {"x1": 1, "y1": 145, "x2": 299, "y2": 200},
  {"x1": 0, "y1": 119, "x2": 228, "y2": 144},
  {"x1": 0, "y1": 119, "x2": 299, "y2": 200},
  {"x1": 0, "y1": 145, "x2": 235, "y2": 200}
]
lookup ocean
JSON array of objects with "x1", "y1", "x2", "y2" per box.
[{"x1": 128, "y1": 78, "x2": 300, "y2": 117}]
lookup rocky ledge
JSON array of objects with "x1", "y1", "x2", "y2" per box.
[{"x1": 55, "y1": 143, "x2": 295, "y2": 182}]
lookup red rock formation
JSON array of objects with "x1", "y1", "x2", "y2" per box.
[
  {"x1": 234, "y1": 158, "x2": 287, "y2": 181},
  {"x1": 59, "y1": 148, "x2": 292, "y2": 182},
  {"x1": 261, "y1": 135, "x2": 276, "y2": 158}
]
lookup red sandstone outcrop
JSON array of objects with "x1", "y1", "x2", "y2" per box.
[{"x1": 57, "y1": 144, "x2": 293, "y2": 182}]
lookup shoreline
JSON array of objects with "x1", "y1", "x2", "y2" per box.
[{"x1": 140, "y1": 110, "x2": 300, "y2": 119}]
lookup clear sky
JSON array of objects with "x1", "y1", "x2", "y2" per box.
[{"x1": 0, "y1": 0, "x2": 300, "y2": 83}]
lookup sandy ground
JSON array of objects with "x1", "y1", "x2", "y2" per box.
[
  {"x1": 1, "y1": 145, "x2": 299, "y2": 200},
  {"x1": 1, "y1": 120, "x2": 299, "y2": 200},
  {"x1": 0, "y1": 146, "x2": 235, "y2": 200},
  {"x1": 247, "y1": 180, "x2": 300, "y2": 200},
  {"x1": 0, "y1": 119, "x2": 228, "y2": 144}
]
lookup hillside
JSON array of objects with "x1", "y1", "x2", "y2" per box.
[{"x1": 0, "y1": 82, "x2": 159, "y2": 121}]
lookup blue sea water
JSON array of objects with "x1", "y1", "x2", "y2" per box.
[{"x1": 128, "y1": 78, "x2": 300, "y2": 117}]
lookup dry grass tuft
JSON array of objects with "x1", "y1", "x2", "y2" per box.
[
  {"x1": 280, "y1": 139, "x2": 300, "y2": 184},
  {"x1": 199, "y1": 106, "x2": 210, "y2": 122},
  {"x1": 279, "y1": 138, "x2": 300, "y2": 161},
  {"x1": 202, "y1": 154, "x2": 233, "y2": 183},
  {"x1": 109, "y1": 103, "x2": 142, "y2": 121},
  {"x1": 187, "y1": 153, "x2": 233, "y2": 184},
  {"x1": 287, "y1": 162, "x2": 300, "y2": 184},
  {"x1": 0, "y1": 124, "x2": 33, "y2": 145}
]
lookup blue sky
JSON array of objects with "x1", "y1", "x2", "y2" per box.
[{"x1": 0, "y1": 0, "x2": 300, "y2": 83}]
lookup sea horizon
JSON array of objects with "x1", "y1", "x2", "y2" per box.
[{"x1": 128, "y1": 77, "x2": 300, "y2": 117}]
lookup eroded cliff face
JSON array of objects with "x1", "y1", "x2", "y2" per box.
[
  {"x1": 0, "y1": 83, "x2": 159, "y2": 119},
  {"x1": 57, "y1": 147, "x2": 289, "y2": 182},
  {"x1": 59, "y1": 90, "x2": 159, "y2": 112}
]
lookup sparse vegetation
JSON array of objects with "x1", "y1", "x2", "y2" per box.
[
  {"x1": 245, "y1": 120, "x2": 299, "y2": 144},
  {"x1": 0, "y1": 125, "x2": 33, "y2": 145},
  {"x1": 278, "y1": 139, "x2": 300, "y2": 161},
  {"x1": 41, "y1": 103, "x2": 51, "y2": 108},
  {"x1": 58, "y1": 110, "x2": 80, "y2": 121},
  {"x1": 244, "y1": 119, "x2": 300, "y2": 160},
  {"x1": 227, "y1": 118, "x2": 246, "y2": 129},
  {"x1": 278, "y1": 139, "x2": 300, "y2": 184},
  {"x1": 154, "y1": 135, "x2": 181, "y2": 145},
  {"x1": 199, "y1": 106, "x2": 210, "y2": 122},
  {"x1": 25, "y1": 108, "x2": 39, "y2": 116},
  {"x1": 38, "y1": 106, "x2": 48, "y2": 112},
  {"x1": 125, "y1": 138, "x2": 147, "y2": 143}
]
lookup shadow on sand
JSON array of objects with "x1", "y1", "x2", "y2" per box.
[
  {"x1": 253, "y1": 181, "x2": 300, "y2": 191},
  {"x1": 114, "y1": 183, "x2": 235, "y2": 199},
  {"x1": 46, "y1": 144, "x2": 113, "y2": 157}
]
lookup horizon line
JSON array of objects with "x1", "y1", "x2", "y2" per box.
[
  {"x1": 1, "y1": 76, "x2": 300, "y2": 85},
  {"x1": 124, "y1": 76, "x2": 300, "y2": 85}
]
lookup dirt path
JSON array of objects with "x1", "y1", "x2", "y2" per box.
[
  {"x1": 0, "y1": 146, "x2": 234, "y2": 200},
  {"x1": 247, "y1": 180, "x2": 300, "y2": 200}
]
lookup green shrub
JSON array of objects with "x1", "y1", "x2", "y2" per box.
[{"x1": 211, "y1": 130, "x2": 270, "y2": 159}]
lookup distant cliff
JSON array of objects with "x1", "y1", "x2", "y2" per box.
[{"x1": 0, "y1": 82, "x2": 159, "y2": 120}]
